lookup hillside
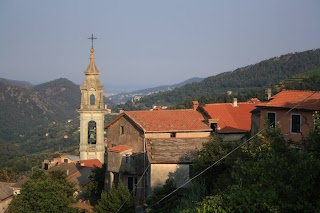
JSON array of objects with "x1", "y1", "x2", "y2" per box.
[
  {"x1": 33, "y1": 78, "x2": 80, "y2": 119},
  {"x1": 108, "y1": 77, "x2": 203, "y2": 104},
  {"x1": 0, "y1": 79, "x2": 57, "y2": 140},
  {"x1": 0, "y1": 78, "x2": 115, "y2": 141},
  {"x1": 132, "y1": 49, "x2": 320, "y2": 108}
]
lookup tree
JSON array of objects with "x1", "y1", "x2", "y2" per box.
[
  {"x1": 192, "y1": 135, "x2": 241, "y2": 194},
  {"x1": 146, "y1": 179, "x2": 181, "y2": 213},
  {"x1": 86, "y1": 164, "x2": 106, "y2": 202},
  {"x1": 194, "y1": 128, "x2": 320, "y2": 212},
  {"x1": 95, "y1": 180, "x2": 135, "y2": 213},
  {"x1": 0, "y1": 167, "x2": 17, "y2": 181},
  {"x1": 9, "y1": 170, "x2": 79, "y2": 213}
]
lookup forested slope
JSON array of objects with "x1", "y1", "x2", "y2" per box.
[{"x1": 134, "y1": 49, "x2": 320, "y2": 108}]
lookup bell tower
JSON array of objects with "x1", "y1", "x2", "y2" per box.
[{"x1": 78, "y1": 41, "x2": 107, "y2": 164}]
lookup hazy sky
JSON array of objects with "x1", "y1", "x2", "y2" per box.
[{"x1": 0, "y1": 1, "x2": 319, "y2": 93}]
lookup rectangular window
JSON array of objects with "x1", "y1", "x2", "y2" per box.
[
  {"x1": 128, "y1": 176, "x2": 134, "y2": 193},
  {"x1": 125, "y1": 155, "x2": 131, "y2": 163},
  {"x1": 120, "y1": 126, "x2": 124, "y2": 134},
  {"x1": 170, "y1": 132, "x2": 176, "y2": 138},
  {"x1": 210, "y1": 123, "x2": 217, "y2": 132},
  {"x1": 291, "y1": 114, "x2": 301, "y2": 133},
  {"x1": 189, "y1": 164, "x2": 194, "y2": 178},
  {"x1": 267, "y1": 112, "x2": 276, "y2": 128}
]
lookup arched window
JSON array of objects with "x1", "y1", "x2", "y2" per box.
[
  {"x1": 88, "y1": 121, "x2": 96, "y2": 144},
  {"x1": 90, "y1": 94, "x2": 95, "y2": 105}
]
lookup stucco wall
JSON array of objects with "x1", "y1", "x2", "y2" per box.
[
  {"x1": 220, "y1": 133, "x2": 246, "y2": 142},
  {"x1": 145, "y1": 132, "x2": 210, "y2": 139},
  {"x1": 106, "y1": 117, "x2": 144, "y2": 153},
  {"x1": 259, "y1": 108, "x2": 314, "y2": 142},
  {"x1": 150, "y1": 164, "x2": 189, "y2": 191}
]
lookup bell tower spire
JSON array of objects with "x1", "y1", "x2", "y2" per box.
[{"x1": 78, "y1": 36, "x2": 107, "y2": 164}]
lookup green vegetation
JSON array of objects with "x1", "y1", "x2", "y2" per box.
[
  {"x1": 295, "y1": 68, "x2": 320, "y2": 78},
  {"x1": 0, "y1": 77, "x2": 115, "y2": 141},
  {"x1": 0, "y1": 120, "x2": 80, "y2": 179},
  {"x1": 147, "y1": 123, "x2": 320, "y2": 212},
  {"x1": 120, "y1": 49, "x2": 320, "y2": 110},
  {"x1": 146, "y1": 179, "x2": 180, "y2": 212},
  {"x1": 8, "y1": 170, "x2": 80, "y2": 213},
  {"x1": 95, "y1": 181, "x2": 135, "y2": 213},
  {"x1": 86, "y1": 164, "x2": 106, "y2": 202}
]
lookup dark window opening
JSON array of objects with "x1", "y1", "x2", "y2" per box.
[
  {"x1": 135, "y1": 178, "x2": 138, "y2": 196},
  {"x1": 292, "y1": 114, "x2": 301, "y2": 133},
  {"x1": 128, "y1": 176, "x2": 134, "y2": 193},
  {"x1": 170, "y1": 132, "x2": 176, "y2": 138},
  {"x1": 189, "y1": 164, "x2": 194, "y2": 178},
  {"x1": 90, "y1": 94, "x2": 95, "y2": 105},
  {"x1": 120, "y1": 126, "x2": 124, "y2": 134},
  {"x1": 267, "y1": 112, "x2": 276, "y2": 128},
  {"x1": 210, "y1": 123, "x2": 217, "y2": 132},
  {"x1": 88, "y1": 121, "x2": 97, "y2": 144},
  {"x1": 125, "y1": 155, "x2": 131, "y2": 163}
]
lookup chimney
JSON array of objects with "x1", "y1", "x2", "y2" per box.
[
  {"x1": 232, "y1": 98, "x2": 238, "y2": 107},
  {"x1": 192, "y1": 101, "x2": 199, "y2": 111},
  {"x1": 265, "y1": 88, "x2": 272, "y2": 101}
]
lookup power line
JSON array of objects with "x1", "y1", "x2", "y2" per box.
[
  {"x1": 116, "y1": 163, "x2": 150, "y2": 213},
  {"x1": 147, "y1": 91, "x2": 317, "y2": 209}
]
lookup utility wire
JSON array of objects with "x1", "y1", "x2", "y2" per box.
[
  {"x1": 116, "y1": 163, "x2": 150, "y2": 213},
  {"x1": 147, "y1": 91, "x2": 317, "y2": 209}
]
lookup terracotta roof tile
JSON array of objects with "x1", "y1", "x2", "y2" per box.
[
  {"x1": 80, "y1": 159, "x2": 102, "y2": 168},
  {"x1": 257, "y1": 90, "x2": 320, "y2": 110},
  {"x1": 108, "y1": 145, "x2": 132, "y2": 153},
  {"x1": 202, "y1": 101, "x2": 259, "y2": 133},
  {"x1": 124, "y1": 109, "x2": 211, "y2": 132}
]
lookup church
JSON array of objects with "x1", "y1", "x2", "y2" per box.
[{"x1": 78, "y1": 38, "x2": 109, "y2": 164}]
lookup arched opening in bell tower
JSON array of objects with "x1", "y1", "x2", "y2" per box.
[{"x1": 88, "y1": 121, "x2": 97, "y2": 144}]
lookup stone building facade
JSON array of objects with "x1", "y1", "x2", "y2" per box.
[
  {"x1": 105, "y1": 107, "x2": 212, "y2": 202},
  {"x1": 78, "y1": 48, "x2": 108, "y2": 164}
]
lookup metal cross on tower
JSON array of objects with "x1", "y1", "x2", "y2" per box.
[{"x1": 88, "y1": 34, "x2": 97, "y2": 49}]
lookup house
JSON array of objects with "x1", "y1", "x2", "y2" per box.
[
  {"x1": 49, "y1": 162, "x2": 93, "y2": 197},
  {"x1": 251, "y1": 90, "x2": 320, "y2": 143},
  {"x1": 198, "y1": 98, "x2": 260, "y2": 141},
  {"x1": 42, "y1": 156, "x2": 102, "y2": 198},
  {"x1": 0, "y1": 182, "x2": 15, "y2": 213},
  {"x1": 105, "y1": 104, "x2": 212, "y2": 201},
  {"x1": 11, "y1": 176, "x2": 29, "y2": 196}
]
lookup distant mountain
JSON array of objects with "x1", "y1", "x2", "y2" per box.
[
  {"x1": 33, "y1": 78, "x2": 80, "y2": 119},
  {"x1": 0, "y1": 78, "x2": 115, "y2": 141},
  {"x1": 0, "y1": 78, "x2": 33, "y2": 89},
  {"x1": 108, "y1": 77, "x2": 204, "y2": 104},
  {"x1": 132, "y1": 49, "x2": 320, "y2": 108}
]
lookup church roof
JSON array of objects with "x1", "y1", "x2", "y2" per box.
[{"x1": 84, "y1": 48, "x2": 100, "y2": 75}]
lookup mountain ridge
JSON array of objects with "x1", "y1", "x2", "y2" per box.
[
  {"x1": 108, "y1": 77, "x2": 204, "y2": 104},
  {"x1": 129, "y1": 48, "x2": 320, "y2": 108}
]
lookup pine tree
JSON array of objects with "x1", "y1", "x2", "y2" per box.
[{"x1": 95, "y1": 180, "x2": 135, "y2": 213}]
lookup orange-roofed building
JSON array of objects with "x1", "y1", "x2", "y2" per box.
[
  {"x1": 80, "y1": 159, "x2": 103, "y2": 168},
  {"x1": 104, "y1": 103, "x2": 212, "y2": 201},
  {"x1": 251, "y1": 90, "x2": 320, "y2": 143},
  {"x1": 199, "y1": 98, "x2": 260, "y2": 141}
]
